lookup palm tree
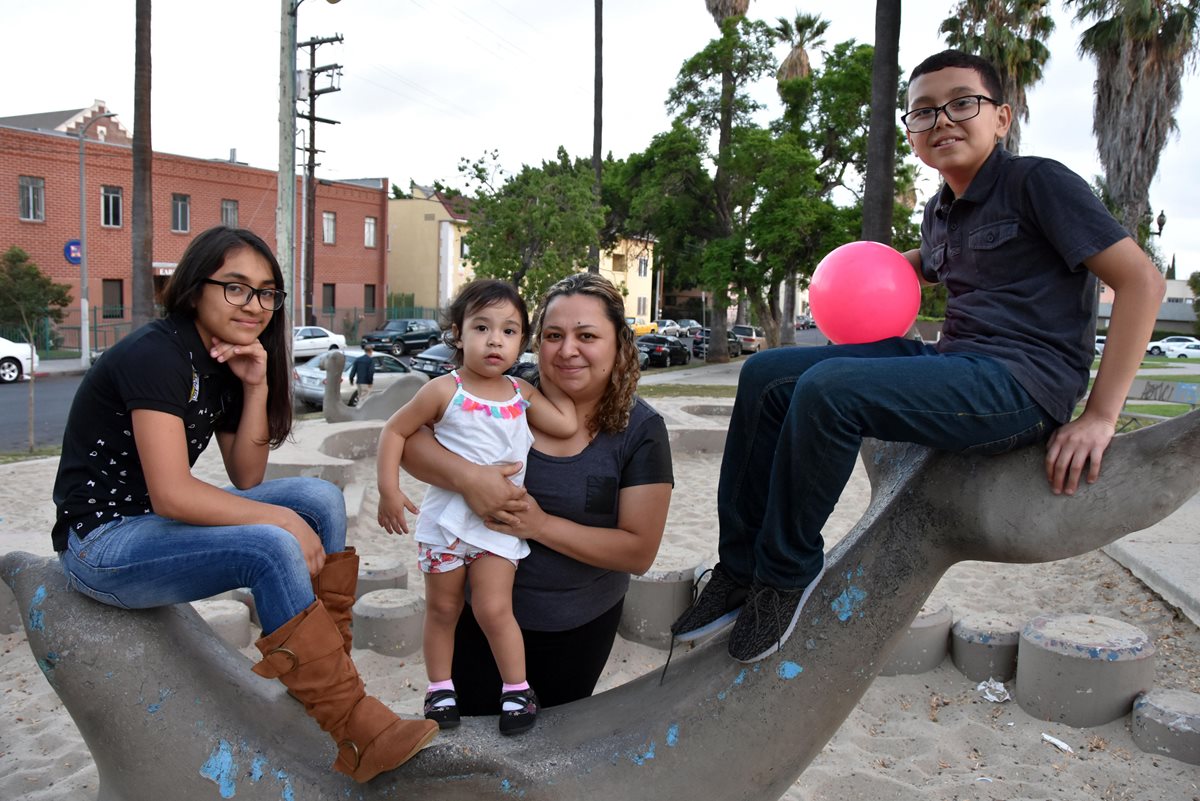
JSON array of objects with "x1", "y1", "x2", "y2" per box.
[
  {"x1": 706, "y1": 0, "x2": 750, "y2": 26},
  {"x1": 1066, "y1": 0, "x2": 1198, "y2": 236},
  {"x1": 131, "y1": 0, "x2": 154, "y2": 329},
  {"x1": 589, "y1": 0, "x2": 603, "y2": 273},
  {"x1": 941, "y1": 0, "x2": 1055, "y2": 155},
  {"x1": 862, "y1": 1, "x2": 902, "y2": 244}
]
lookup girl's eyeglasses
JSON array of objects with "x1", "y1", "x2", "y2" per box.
[{"x1": 203, "y1": 279, "x2": 287, "y2": 311}]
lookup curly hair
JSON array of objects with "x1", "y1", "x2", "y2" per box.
[{"x1": 531, "y1": 273, "x2": 640, "y2": 437}]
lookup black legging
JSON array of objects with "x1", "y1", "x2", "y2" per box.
[{"x1": 451, "y1": 598, "x2": 624, "y2": 715}]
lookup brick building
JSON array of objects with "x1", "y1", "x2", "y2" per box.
[{"x1": 0, "y1": 101, "x2": 388, "y2": 351}]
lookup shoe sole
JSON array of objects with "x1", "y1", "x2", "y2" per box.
[
  {"x1": 672, "y1": 608, "x2": 741, "y2": 643},
  {"x1": 734, "y1": 564, "x2": 827, "y2": 664}
]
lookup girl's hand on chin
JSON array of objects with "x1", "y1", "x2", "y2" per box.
[{"x1": 210, "y1": 337, "x2": 269, "y2": 386}]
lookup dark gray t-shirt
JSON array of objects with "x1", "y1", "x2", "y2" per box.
[
  {"x1": 920, "y1": 146, "x2": 1129, "y2": 423},
  {"x1": 510, "y1": 397, "x2": 673, "y2": 631}
]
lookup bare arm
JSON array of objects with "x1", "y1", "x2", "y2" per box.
[
  {"x1": 1045, "y1": 237, "x2": 1166, "y2": 495},
  {"x1": 517, "y1": 376, "x2": 577, "y2": 438},
  {"x1": 133, "y1": 408, "x2": 326, "y2": 575},
  {"x1": 376, "y1": 379, "x2": 453, "y2": 534},
  {"x1": 209, "y1": 335, "x2": 272, "y2": 488},
  {"x1": 401, "y1": 426, "x2": 528, "y2": 524},
  {"x1": 902, "y1": 247, "x2": 936, "y2": 288},
  {"x1": 486, "y1": 482, "x2": 672, "y2": 575}
]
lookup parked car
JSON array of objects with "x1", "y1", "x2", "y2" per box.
[
  {"x1": 292, "y1": 348, "x2": 425, "y2": 408},
  {"x1": 1166, "y1": 342, "x2": 1200, "y2": 359},
  {"x1": 360, "y1": 318, "x2": 443, "y2": 356},
  {"x1": 676, "y1": 318, "x2": 703, "y2": 337},
  {"x1": 410, "y1": 343, "x2": 458, "y2": 379},
  {"x1": 654, "y1": 319, "x2": 681, "y2": 337},
  {"x1": 731, "y1": 324, "x2": 766, "y2": 354},
  {"x1": 1094, "y1": 335, "x2": 1106, "y2": 356},
  {"x1": 1147, "y1": 335, "x2": 1200, "y2": 356},
  {"x1": 637, "y1": 334, "x2": 691, "y2": 367},
  {"x1": 692, "y1": 328, "x2": 741, "y2": 359},
  {"x1": 625, "y1": 317, "x2": 658, "y2": 336},
  {"x1": 0, "y1": 336, "x2": 38, "y2": 383},
  {"x1": 795, "y1": 314, "x2": 814, "y2": 330},
  {"x1": 292, "y1": 325, "x2": 346, "y2": 359}
]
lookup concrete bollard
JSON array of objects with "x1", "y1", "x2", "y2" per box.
[
  {"x1": 619, "y1": 563, "x2": 702, "y2": 649},
  {"x1": 343, "y1": 481, "x2": 365, "y2": 530},
  {"x1": 191, "y1": 599, "x2": 253, "y2": 648},
  {"x1": 1130, "y1": 688, "x2": 1200, "y2": 765},
  {"x1": 951, "y1": 612, "x2": 1021, "y2": 682},
  {"x1": 879, "y1": 602, "x2": 952, "y2": 676},
  {"x1": 352, "y1": 588, "x2": 424, "y2": 657},
  {"x1": 1016, "y1": 613, "x2": 1155, "y2": 728},
  {"x1": 358, "y1": 552, "x2": 409, "y2": 596}
]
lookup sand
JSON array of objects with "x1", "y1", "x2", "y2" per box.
[{"x1": 2, "y1": 421, "x2": 1199, "y2": 800}]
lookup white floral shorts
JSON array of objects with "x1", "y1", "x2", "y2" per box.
[{"x1": 417, "y1": 538, "x2": 516, "y2": 574}]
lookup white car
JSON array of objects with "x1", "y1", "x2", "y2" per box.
[
  {"x1": 0, "y1": 336, "x2": 38, "y2": 383},
  {"x1": 1147, "y1": 335, "x2": 1200, "y2": 356},
  {"x1": 654, "y1": 319, "x2": 681, "y2": 337},
  {"x1": 292, "y1": 348, "x2": 425, "y2": 408},
  {"x1": 1166, "y1": 342, "x2": 1200, "y2": 359},
  {"x1": 292, "y1": 326, "x2": 347, "y2": 359},
  {"x1": 1094, "y1": 335, "x2": 1106, "y2": 356}
]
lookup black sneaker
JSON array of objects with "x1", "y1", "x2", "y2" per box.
[
  {"x1": 727, "y1": 562, "x2": 826, "y2": 663},
  {"x1": 498, "y1": 687, "x2": 538, "y2": 736},
  {"x1": 423, "y1": 688, "x2": 461, "y2": 729},
  {"x1": 670, "y1": 563, "x2": 749, "y2": 642}
]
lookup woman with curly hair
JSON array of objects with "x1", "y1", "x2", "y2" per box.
[{"x1": 402, "y1": 272, "x2": 674, "y2": 713}]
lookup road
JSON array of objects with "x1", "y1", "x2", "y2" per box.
[{"x1": 1, "y1": 374, "x2": 83, "y2": 453}]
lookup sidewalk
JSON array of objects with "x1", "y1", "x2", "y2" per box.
[
  {"x1": 35, "y1": 358, "x2": 89, "y2": 378},
  {"x1": 642, "y1": 356, "x2": 1200, "y2": 628}
]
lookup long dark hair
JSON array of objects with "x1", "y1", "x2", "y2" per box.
[
  {"x1": 442, "y1": 279, "x2": 531, "y2": 366},
  {"x1": 160, "y1": 226, "x2": 292, "y2": 446}
]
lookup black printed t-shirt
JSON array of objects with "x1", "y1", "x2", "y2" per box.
[
  {"x1": 510, "y1": 397, "x2": 674, "y2": 632},
  {"x1": 51, "y1": 314, "x2": 243, "y2": 551},
  {"x1": 919, "y1": 145, "x2": 1129, "y2": 423}
]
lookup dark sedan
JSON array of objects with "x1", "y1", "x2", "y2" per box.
[
  {"x1": 409, "y1": 343, "x2": 458, "y2": 379},
  {"x1": 692, "y1": 328, "x2": 741, "y2": 359},
  {"x1": 637, "y1": 334, "x2": 691, "y2": 367}
]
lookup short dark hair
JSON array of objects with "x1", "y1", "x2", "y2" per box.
[
  {"x1": 443, "y1": 279, "x2": 530, "y2": 363},
  {"x1": 160, "y1": 225, "x2": 292, "y2": 446},
  {"x1": 908, "y1": 50, "x2": 1003, "y2": 104}
]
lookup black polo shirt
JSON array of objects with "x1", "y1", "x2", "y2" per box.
[
  {"x1": 51, "y1": 314, "x2": 243, "y2": 551},
  {"x1": 920, "y1": 146, "x2": 1129, "y2": 423}
]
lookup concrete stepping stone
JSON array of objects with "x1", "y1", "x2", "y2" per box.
[
  {"x1": 352, "y1": 588, "x2": 423, "y2": 657},
  {"x1": 1015, "y1": 613, "x2": 1155, "y2": 728},
  {"x1": 1130, "y1": 688, "x2": 1200, "y2": 765},
  {"x1": 357, "y1": 552, "x2": 409, "y2": 596},
  {"x1": 951, "y1": 612, "x2": 1021, "y2": 682},
  {"x1": 619, "y1": 563, "x2": 702, "y2": 649},
  {"x1": 191, "y1": 599, "x2": 252, "y2": 648},
  {"x1": 204, "y1": 587, "x2": 258, "y2": 627},
  {"x1": 880, "y1": 602, "x2": 952, "y2": 676},
  {"x1": 343, "y1": 481, "x2": 365, "y2": 530}
]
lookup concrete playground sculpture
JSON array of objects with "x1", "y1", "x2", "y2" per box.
[
  {"x1": 4, "y1": 409, "x2": 1199, "y2": 801},
  {"x1": 320, "y1": 349, "x2": 426, "y2": 423}
]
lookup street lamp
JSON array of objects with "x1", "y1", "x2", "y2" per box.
[
  {"x1": 1147, "y1": 209, "x2": 1167, "y2": 237},
  {"x1": 79, "y1": 111, "x2": 117, "y2": 369}
]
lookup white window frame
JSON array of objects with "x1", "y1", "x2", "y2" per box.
[
  {"x1": 171, "y1": 193, "x2": 190, "y2": 233},
  {"x1": 364, "y1": 216, "x2": 377, "y2": 248},
  {"x1": 638, "y1": 256, "x2": 649, "y2": 277},
  {"x1": 19, "y1": 176, "x2": 45, "y2": 221},
  {"x1": 221, "y1": 199, "x2": 239, "y2": 228},
  {"x1": 323, "y1": 211, "x2": 336, "y2": 244},
  {"x1": 101, "y1": 185, "x2": 122, "y2": 228}
]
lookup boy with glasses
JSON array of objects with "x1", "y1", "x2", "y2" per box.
[{"x1": 671, "y1": 49, "x2": 1166, "y2": 664}]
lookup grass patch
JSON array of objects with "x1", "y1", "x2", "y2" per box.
[
  {"x1": 0, "y1": 446, "x2": 62, "y2": 464},
  {"x1": 637, "y1": 384, "x2": 738, "y2": 399}
]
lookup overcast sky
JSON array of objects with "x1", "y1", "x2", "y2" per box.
[{"x1": 4, "y1": 0, "x2": 1198, "y2": 275}]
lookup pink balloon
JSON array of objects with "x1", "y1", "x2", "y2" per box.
[{"x1": 809, "y1": 241, "x2": 921, "y2": 345}]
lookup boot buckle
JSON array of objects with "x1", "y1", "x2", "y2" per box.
[
  {"x1": 264, "y1": 646, "x2": 299, "y2": 674},
  {"x1": 337, "y1": 739, "x2": 361, "y2": 771}
]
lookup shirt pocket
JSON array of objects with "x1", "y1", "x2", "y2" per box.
[
  {"x1": 968, "y1": 219, "x2": 1019, "y2": 251},
  {"x1": 923, "y1": 243, "x2": 946, "y2": 281},
  {"x1": 585, "y1": 475, "x2": 619, "y2": 515}
]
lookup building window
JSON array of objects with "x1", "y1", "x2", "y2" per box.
[
  {"x1": 637, "y1": 296, "x2": 648, "y2": 316},
  {"x1": 322, "y1": 283, "x2": 336, "y2": 313},
  {"x1": 101, "y1": 186, "x2": 122, "y2": 228},
  {"x1": 612, "y1": 254, "x2": 627, "y2": 272},
  {"x1": 19, "y1": 176, "x2": 45, "y2": 221},
  {"x1": 171, "y1": 193, "x2": 190, "y2": 232},
  {"x1": 364, "y1": 216, "x2": 377, "y2": 248},
  {"x1": 221, "y1": 199, "x2": 239, "y2": 228},
  {"x1": 460, "y1": 238, "x2": 469, "y2": 258},
  {"x1": 102, "y1": 279, "x2": 124, "y2": 319},
  {"x1": 323, "y1": 212, "x2": 336, "y2": 244},
  {"x1": 638, "y1": 256, "x2": 649, "y2": 277},
  {"x1": 364, "y1": 284, "x2": 376, "y2": 312}
]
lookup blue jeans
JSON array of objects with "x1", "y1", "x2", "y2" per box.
[
  {"x1": 718, "y1": 339, "x2": 1056, "y2": 589},
  {"x1": 59, "y1": 477, "x2": 346, "y2": 634}
]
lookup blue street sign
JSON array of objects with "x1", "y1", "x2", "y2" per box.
[{"x1": 65, "y1": 240, "x2": 82, "y2": 265}]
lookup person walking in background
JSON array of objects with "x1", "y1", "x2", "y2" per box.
[{"x1": 349, "y1": 343, "x2": 376, "y2": 403}]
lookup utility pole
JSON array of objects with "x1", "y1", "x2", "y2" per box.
[{"x1": 297, "y1": 33, "x2": 342, "y2": 326}]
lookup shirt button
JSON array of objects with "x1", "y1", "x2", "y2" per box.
[
  {"x1": 987, "y1": 233, "x2": 995, "y2": 242},
  {"x1": 950, "y1": 223, "x2": 959, "y2": 230}
]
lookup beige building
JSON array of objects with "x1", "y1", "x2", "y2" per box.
[{"x1": 598, "y1": 236, "x2": 656, "y2": 322}]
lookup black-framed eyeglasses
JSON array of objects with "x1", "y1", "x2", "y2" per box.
[
  {"x1": 901, "y1": 94, "x2": 1000, "y2": 133},
  {"x1": 203, "y1": 279, "x2": 287, "y2": 311}
]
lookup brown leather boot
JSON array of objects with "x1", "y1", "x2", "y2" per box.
[
  {"x1": 314, "y1": 547, "x2": 358, "y2": 654},
  {"x1": 253, "y1": 600, "x2": 438, "y2": 782}
]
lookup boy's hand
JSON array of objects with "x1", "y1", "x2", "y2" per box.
[
  {"x1": 1044, "y1": 413, "x2": 1115, "y2": 496},
  {"x1": 378, "y1": 490, "x2": 419, "y2": 535}
]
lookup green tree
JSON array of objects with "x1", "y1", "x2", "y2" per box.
[
  {"x1": 941, "y1": 0, "x2": 1055, "y2": 154},
  {"x1": 0, "y1": 247, "x2": 72, "y2": 452},
  {"x1": 1066, "y1": 0, "x2": 1199, "y2": 235},
  {"x1": 454, "y1": 148, "x2": 604, "y2": 304}
]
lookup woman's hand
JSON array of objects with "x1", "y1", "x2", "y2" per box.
[
  {"x1": 485, "y1": 492, "x2": 549, "y2": 539},
  {"x1": 210, "y1": 336, "x2": 269, "y2": 387},
  {"x1": 1044, "y1": 412, "x2": 1116, "y2": 496}
]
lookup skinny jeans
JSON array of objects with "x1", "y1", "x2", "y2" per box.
[
  {"x1": 59, "y1": 476, "x2": 346, "y2": 634},
  {"x1": 718, "y1": 339, "x2": 1057, "y2": 590}
]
